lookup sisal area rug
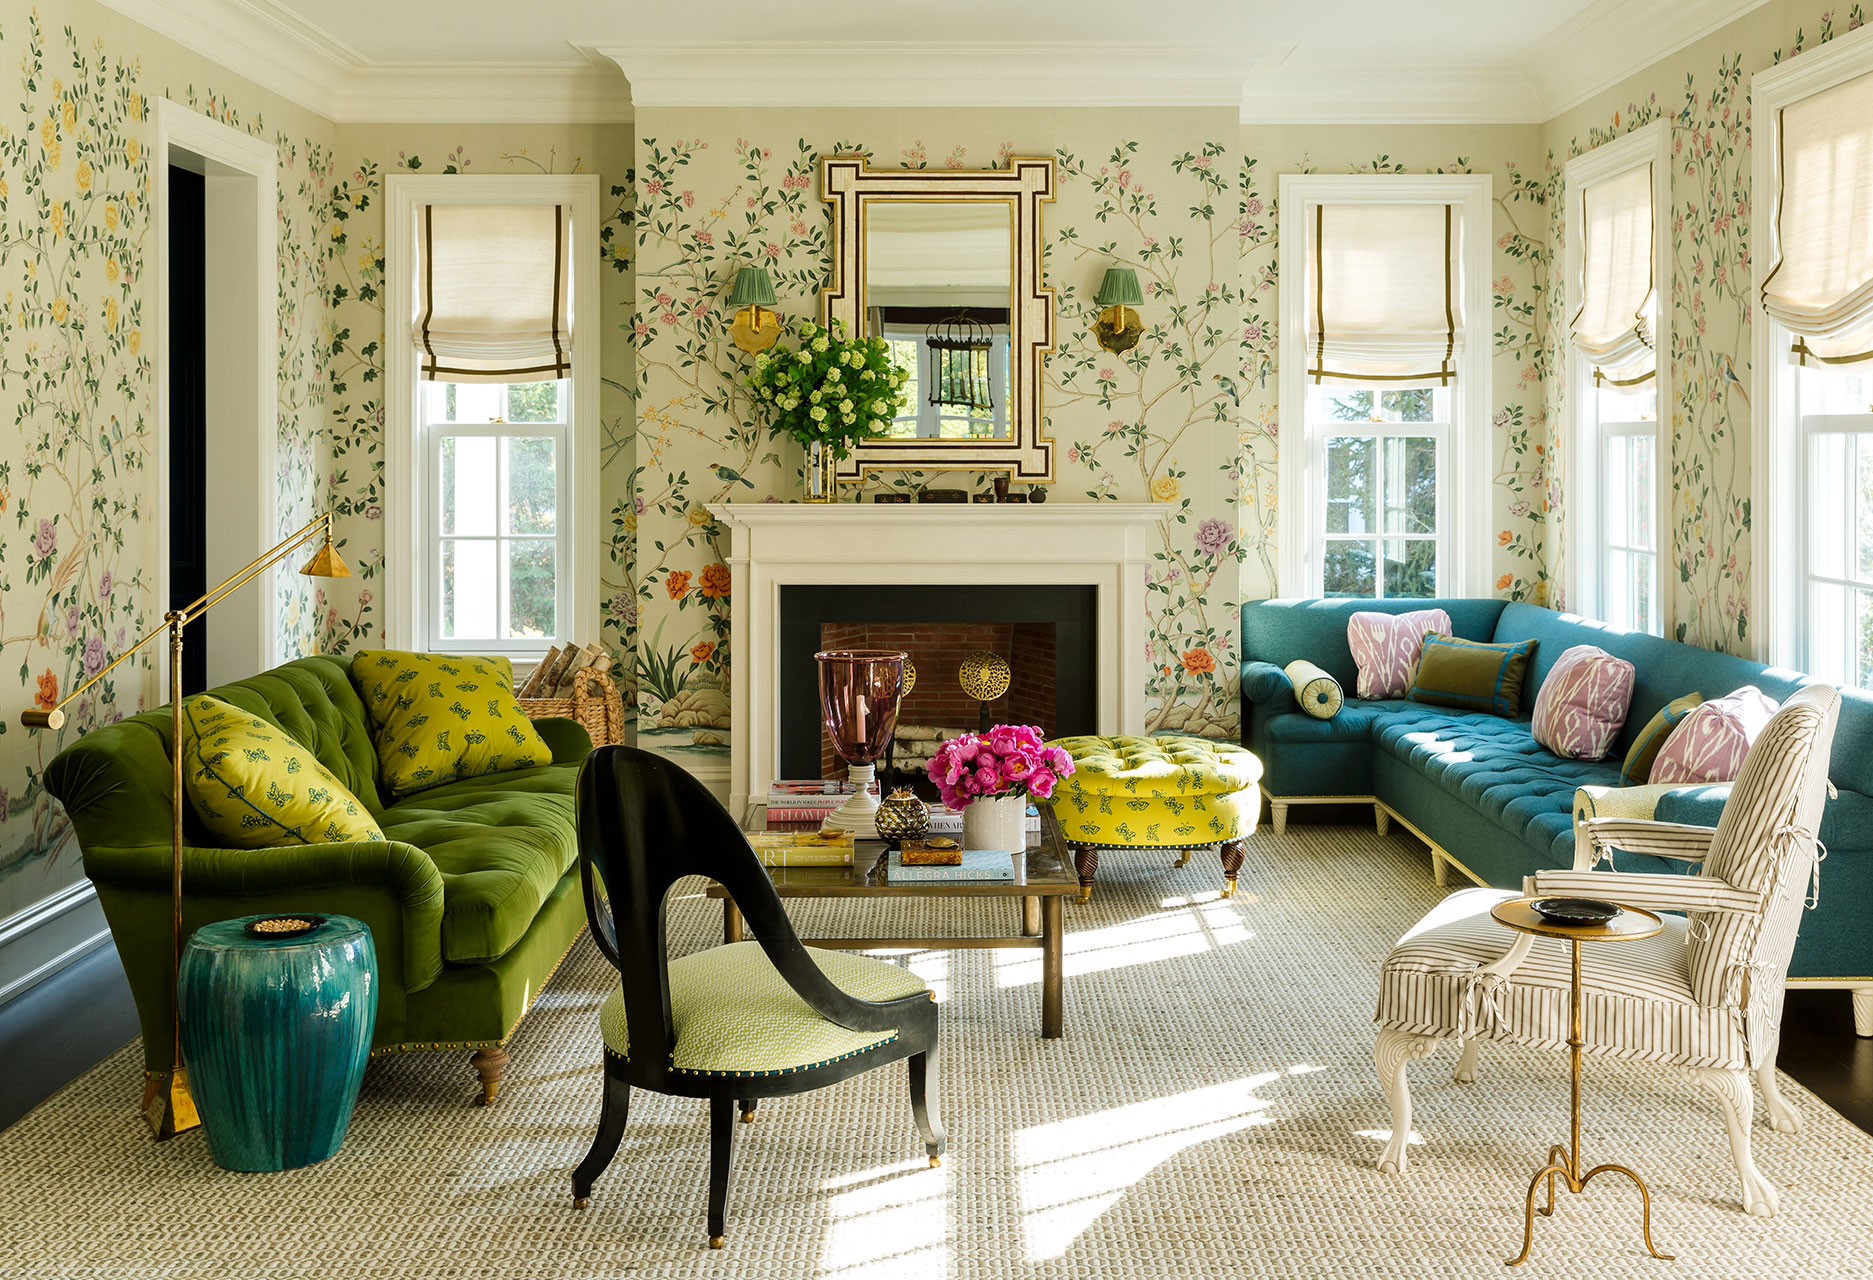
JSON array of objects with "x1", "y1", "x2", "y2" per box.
[{"x1": 5, "y1": 823, "x2": 1871, "y2": 1279}]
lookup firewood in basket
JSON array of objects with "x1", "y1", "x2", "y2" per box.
[{"x1": 519, "y1": 646, "x2": 561, "y2": 699}]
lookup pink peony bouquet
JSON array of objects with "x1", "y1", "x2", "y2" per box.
[{"x1": 926, "y1": 724, "x2": 1075, "y2": 809}]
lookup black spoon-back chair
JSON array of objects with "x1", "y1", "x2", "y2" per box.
[{"x1": 572, "y1": 745, "x2": 945, "y2": 1248}]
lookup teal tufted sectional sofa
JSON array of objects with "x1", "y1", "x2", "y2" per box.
[{"x1": 1240, "y1": 597, "x2": 1873, "y2": 1010}]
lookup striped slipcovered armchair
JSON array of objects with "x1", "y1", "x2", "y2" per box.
[{"x1": 1372, "y1": 683, "x2": 1841, "y2": 1218}]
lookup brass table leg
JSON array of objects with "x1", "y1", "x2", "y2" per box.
[
  {"x1": 723, "y1": 900, "x2": 744, "y2": 945},
  {"x1": 1040, "y1": 896, "x2": 1063, "y2": 1039},
  {"x1": 1506, "y1": 938, "x2": 1672, "y2": 1267},
  {"x1": 1021, "y1": 895, "x2": 1041, "y2": 938}
]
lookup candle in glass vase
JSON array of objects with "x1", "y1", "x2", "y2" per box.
[{"x1": 815, "y1": 649, "x2": 907, "y2": 839}]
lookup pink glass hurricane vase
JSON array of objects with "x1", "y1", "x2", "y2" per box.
[{"x1": 815, "y1": 649, "x2": 908, "y2": 765}]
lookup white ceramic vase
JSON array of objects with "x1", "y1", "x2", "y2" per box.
[{"x1": 961, "y1": 793, "x2": 1025, "y2": 852}]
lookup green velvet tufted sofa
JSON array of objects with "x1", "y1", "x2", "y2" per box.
[
  {"x1": 1240, "y1": 597, "x2": 1873, "y2": 1023},
  {"x1": 46, "y1": 653, "x2": 594, "y2": 1106}
]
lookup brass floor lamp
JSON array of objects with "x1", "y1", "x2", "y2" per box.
[{"x1": 21, "y1": 511, "x2": 352, "y2": 1138}]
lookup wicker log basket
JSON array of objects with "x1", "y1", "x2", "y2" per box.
[{"x1": 517, "y1": 667, "x2": 628, "y2": 747}]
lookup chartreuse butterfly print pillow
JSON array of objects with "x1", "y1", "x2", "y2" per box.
[
  {"x1": 350, "y1": 650, "x2": 553, "y2": 797},
  {"x1": 182, "y1": 696, "x2": 385, "y2": 849}
]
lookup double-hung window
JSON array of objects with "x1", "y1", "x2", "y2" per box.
[
  {"x1": 1565, "y1": 121, "x2": 1669, "y2": 635},
  {"x1": 383, "y1": 176, "x2": 600, "y2": 657},
  {"x1": 1755, "y1": 40, "x2": 1873, "y2": 687},
  {"x1": 1277, "y1": 175, "x2": 1492, "y2": 599},
  {"x1": 879, "y1": 323, "x2": 1010, "y2": 439}
]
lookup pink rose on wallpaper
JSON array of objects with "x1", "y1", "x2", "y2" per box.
[
  {"x1": 1195, "y1": 518, "x2": 1233, "y2": 556},
  {"x1": 82, "y1": 635, "x2": 105, "y2": 679},
  {"x1": 682, "y1": 190, "x2": 695, "y2": 207},
  {"x1": 661, "y1": 311, "x2": 677, "y2": 326},
  {"x1": 765, "y1": 242, "x2": 780, "y2": 258},
  {"x1": 645, "y1": 179, "x2": 665, "y2": 195},
  {"x1": 1243, "y1": 323, "x2": 1263, "y2": 343},
  {"x1": 65, "y1": 605, "x2": 80, "y2": 634},
  {"x1": 33, "y1": 518, "x2": 55, "y2": 556},
  {"x1": 99, "y1": 570, "x2": 112, "y2": 600},
  {"x1": 694, "y1": 231, "x2": 712, "y2": 247},
  {"x1": 1117, "y1": 168, "x2": 1132, "y2": 189},
  {"x1": 1245, "y1": 197, "x2": 1262, "y2": 216},
  {"x1": 633, "y1": 321, "x2": 648, "y2": 338}
]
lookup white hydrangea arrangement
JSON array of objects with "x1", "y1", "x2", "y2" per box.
[{"x1": 744, "y1": 318, "x2": 909, "y2": 458}]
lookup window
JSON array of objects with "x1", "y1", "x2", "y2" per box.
[
  {"x1": 424, "y1": 379, "x2": 568, "y2": 648},
  {"x1": 1313, "y1": 386, "x2": 1445, "y2": 597},
  {"x1": 1755, "y1": 38, "x2": 1873, "y2": 684},
  {"x1": 383, "y1": 175, "x2": 600, "y2": 657},
  {"x1": 1794, "y1": 364, "x2": 1873, "y2": 686},
  {"x1": 879, "y1": 325, "x2": 1010, "y2": 438},
  {"x1": 1276, "y1": 174, "x2": 1492, "y2": 599},
  {"x1": 1565, "y1": 121, "x2": 1669, "y2": 635}
]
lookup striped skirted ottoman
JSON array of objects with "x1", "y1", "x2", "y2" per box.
[{"x1": 1044, "y1": 735, "x2": 1263, "y2": 901}]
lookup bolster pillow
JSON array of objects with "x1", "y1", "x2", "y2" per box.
[{"x1": 1284, "y1": 660, "x2": 1344, "y2": 720}]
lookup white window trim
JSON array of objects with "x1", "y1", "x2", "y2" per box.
[
  {"x1": 883, "y1": 325, "x2": 1009, "y2": 438},
  {"x1": 1276, "y1": 173, "x2": 1493, "y2": 598},
  {"x1": 1753, "y1": 22, "x2": 1873, "y2": 669},
  {"x1": 384, "y1": 174, "x2": 600, "y2": 658},
  {"x1": 1563, "y1": 118, "x2": 1671, "y2": 635}
]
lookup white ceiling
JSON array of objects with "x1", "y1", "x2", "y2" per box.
[
  {"x1": 105, "y1": 0, "x2": 1776, "y2": 123},
  {"x1": 264, "y1": 0, "x2": 1598, "y2": 68}
]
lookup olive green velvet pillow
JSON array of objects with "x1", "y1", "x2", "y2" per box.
[
  {"x1": 182, "y1": 696, "x2": 384, "y2": 848},
  {"x1": 1405, "y1": 634, "x2": 1538, "y2": 719},
  {"x1": 350, "y1": 650, "x2": 553, "y2": 797}
]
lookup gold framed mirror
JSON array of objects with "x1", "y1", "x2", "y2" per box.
[{"x1": 820, "y1": 154, "x2": 1057, "y2": 483}]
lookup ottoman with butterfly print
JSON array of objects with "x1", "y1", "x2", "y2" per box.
[{"x1": 1044, "y1": 735, "x2": 1262, "y2": 902}]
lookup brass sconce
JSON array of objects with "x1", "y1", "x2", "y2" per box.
[
  {"x1": 1091, "y1": 267, "x2": 1145, "y2": 354},
  {"x1": 727, "y1": 265, "x2": 782, "y2": 353}
]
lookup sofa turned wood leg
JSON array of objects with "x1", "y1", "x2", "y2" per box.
[
  {"x1": 1374, "y1": 804, "x2": 1391, "y2": 837},
  {"x1": 1854, "y1": 986, "x2": 1873, "y2": 1038},
  {"x1": 1219, "y1": 840, "x2": 1245, "y2": 898},
  {"x1": 470, "y1": 1047, "x2": 508, "y2": 1106},
  {"x1": 1270, "y1": 802, "x2": 1289, "y2": 837},
  {"x1": 1071, "y1": 845, "x2": 1099, "y2": 902}
]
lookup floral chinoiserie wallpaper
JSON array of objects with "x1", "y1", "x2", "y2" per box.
[{"x1": 0, "y1": 0, "x2": 335, "y2": 922}]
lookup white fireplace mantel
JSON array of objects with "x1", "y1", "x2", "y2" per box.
[{"x1": 707, "y1": 502, "x2": 1166, "y2": 812}]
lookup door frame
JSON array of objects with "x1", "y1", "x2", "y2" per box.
[{"x1": 152, "y1": 99, "x2": 278, "y2": 696}]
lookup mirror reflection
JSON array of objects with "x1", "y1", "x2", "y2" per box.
[{"x1": 863, "y1": 201, "x2": 1014, "y2": 440}]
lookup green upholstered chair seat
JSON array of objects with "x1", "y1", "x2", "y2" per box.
[
  {"x1": 598, "y1": 941, "x2": 928, "y2": 1076},
  {"x1": 378, "y1": 762, "x2": 579, "y2": 964}
]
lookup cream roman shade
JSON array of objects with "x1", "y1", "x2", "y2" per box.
[
  {"x1": 1571, "y1": 164, "x2": 1656, "y2": 390},
  {"x1": 415, "y1": 204, "x2": 572, "y2": 383},
  {"x1": 1762, "y1": 69, "x2": 1873, "y2": 366},
  {"x1": 1305, "y1": 203, "x2": 1461, "y2": 387}
]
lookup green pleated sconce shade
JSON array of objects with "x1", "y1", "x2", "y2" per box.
[
  {"x1": 1094, "y1": 268, "x2": 1145, "y2": 308},
  {"x1": 728, "y1": 266, "x2": 779, "y2": 308}
]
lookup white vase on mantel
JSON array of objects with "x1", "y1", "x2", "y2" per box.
[{"x1": 961, "y1": 793, "x2": 1025, "y2": 852}]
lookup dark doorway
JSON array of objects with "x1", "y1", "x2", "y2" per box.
[{"x1": 168, "y1": 165, "x2": 206, "y2": 696}]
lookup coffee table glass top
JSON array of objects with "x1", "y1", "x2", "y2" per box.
[{"x1": 723, "y1": 803, "x2": 1077, "y2": 896}]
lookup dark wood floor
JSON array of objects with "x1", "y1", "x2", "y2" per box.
[{"x1": 2, "y1": 907, "x2": 1869, "y2": 1137}]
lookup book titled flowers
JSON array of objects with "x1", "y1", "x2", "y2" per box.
[{"x1": 926, "y1": 724, "x2": 1075, "y2": 810}]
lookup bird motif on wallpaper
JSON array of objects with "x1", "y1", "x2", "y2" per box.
[
  {"x1": 1718, "y1": 353, "x2": 1749, "y2": 407},
  {"x1": 712, "y1": 464, "x2": 755, "y2": 489}
]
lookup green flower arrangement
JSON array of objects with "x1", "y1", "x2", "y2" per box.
[{"x1": 745, "y1": 318, "x2": 910, "y2": 458}]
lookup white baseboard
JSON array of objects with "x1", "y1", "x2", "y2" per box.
[{"x1": 0, "y1": 882, "x2": 113, "y2": 1005}]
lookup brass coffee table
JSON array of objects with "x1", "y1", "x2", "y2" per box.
[
  {"x1": 715, "y1": 803, "x2": 1076, "y2": 1037},
  {"x1": 1490, "y1": 896, "x2": 1673, "y2": 1267}
]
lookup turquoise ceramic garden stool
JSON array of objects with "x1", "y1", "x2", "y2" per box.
[
  {"x1": 178, "y1": 913, "x2": 378, "y2": 1171},
  {"x1": 1045, "y1": 735, "x2": 1263, "y2": 901}
]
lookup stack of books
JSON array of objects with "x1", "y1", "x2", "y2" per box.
[
  {"x1": 764, "y1": 780, "x2": 1043, "y2": 835},
  {"x1": 745, "y1": 829, "x2": 855, "y2": 867},
  {"x1": 764, "y1": 779, "x2": 874, "y2": 823}
]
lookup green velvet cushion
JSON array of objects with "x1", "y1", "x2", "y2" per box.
[
  {"x1": 599, "y1": 941, "x2": 927, "y2": 1076},
  {"x1": 1406, "y1": 634, "x2": 1537, "y2": 718},
  {"x1": 1620, "y1": 691, "x2": 1703, "y2": 785},
  {"x1": 377, "y1": 760, "x2": 579, "y2": 964}
]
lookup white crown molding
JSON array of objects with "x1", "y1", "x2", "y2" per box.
[
  {"x1": 1241, "y1": 64, "x2": 1544, "y2": 124},
  {"x1": 1514, "y1": 0, "x2": 1777, "y2": 120},
  {"x1": 97, "y1": 0, "x2": 632, "y2": 123},
  {"x1": 604, "y1": 42, "x2": 1272, "y2": 109}
]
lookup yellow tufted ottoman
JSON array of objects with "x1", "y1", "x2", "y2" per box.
[{"x1": 1044, "y1": 735, "x2": 1263, "y2": 901}]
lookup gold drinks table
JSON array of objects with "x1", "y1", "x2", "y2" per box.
[
  {"x1": 1489, "y1": 896, "x2": 1673, "y2": 1267},
  {"x1": 717, "y1": 803, "x2": 1077, "y2": 1038}
]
